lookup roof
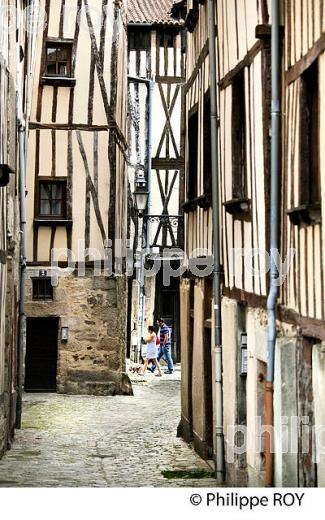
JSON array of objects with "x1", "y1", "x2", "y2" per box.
[{"x1": 127, "y1": 0, "x2": 183, "y2": 26}]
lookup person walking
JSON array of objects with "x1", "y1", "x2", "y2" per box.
[
  {"x1": 157, "y1": 318, "x2": 174, "y2": 374},
  {"x1": 139, "y1": 326, "x2": 162, "y2": 377}
]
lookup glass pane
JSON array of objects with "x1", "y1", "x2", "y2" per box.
[
  {"x1": 58, "y1": 63, "x2": 67, "y2": 76},
  {"x1": 52, "y1": 183, "x2": 62, "y2": 199},
  {"x1": 40, "y1": 183, "x2": 51, "y2": 199},
  {"x1": 56, "y1": 47, "x2": 68, "y2": 60},
  {"x1": 46, "y1": 63, "x2": 56, "y2": 75},
  {"x1": 52, "y1": 200, "x2": 62, "y2": 216},
  {"x1": 47, "y1": 47, "x2": 57, "y2": 61},
  {"x1": 40, "y1": 200, "x2": 51, "y2": 215}
]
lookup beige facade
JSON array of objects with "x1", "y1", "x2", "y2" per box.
[
  {"x1": 180, "y1": 0, "x2": 325, "y2": 487},
  {"x1": 24, "y1": 0, "x2": 131, "y2": 395}
]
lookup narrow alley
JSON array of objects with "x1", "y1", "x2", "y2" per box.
[{"x1": 0, "y1": 370, "x2": 216, "y2": 488}]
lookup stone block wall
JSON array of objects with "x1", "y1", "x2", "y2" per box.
[{"x1": 25, "y1": 268, "x2": 132, "y2": 396}]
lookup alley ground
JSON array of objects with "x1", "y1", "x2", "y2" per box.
[{"x1": 0, "y1": 367, "x2": 216, "y2": 487}]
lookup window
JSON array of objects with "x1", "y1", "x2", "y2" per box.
[
  {"x1": 38, "y1": 179, "x2": 67, "y2": 219},
  {"x1": 187, "y1": 109, "x2": 198, "y2": 201},
  {"x1": 128, "y1": 30, "x2": 150, "y2": 51},
  {"x1": 203, "y1": 92, "x2": 212, "y2": 195},
  {"x1": 231, "y1": 70, "x2": 247, "y2": 200},
  {"x1": 45, "y1": 42, "x2": 72, "y2": 77},
  {"x1": 32, "y1": 278, "x2": 53, "y2": 301},
  {"x1": 157, "y1": 30, "x2": 175, "y2": 48},
  {"x1": 300, "y1": 60, "x2": 320, "y2": 206}
]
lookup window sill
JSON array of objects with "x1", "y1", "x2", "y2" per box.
[
  {"x1": 34, "y1": 218, "x2": 73, "y2": 228},
  {"x1": 287, "y1": 204, "x2": 321, "y2": 226},
  {"x1": 41, "y1": 76, "x2": 76, "y2": 87},
  {"x1": 183, "y1": 194, "x2": 212, "y2": 213},
  {"x1": 223, "y1": 198, "x2": 251, "y2": 221}
]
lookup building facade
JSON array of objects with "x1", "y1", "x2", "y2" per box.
[
  {"x1": 127, "y1": 0, "x2": 186, "y2": 362},
  {"x1": 180, "y1": 0, "x2": 325, "y2": 487},
  {"x1": 0, "y1": 0, "x2": 19, "y2": 457},
  {"x1": 0, "y1": 0, "x2": 36, "y2": 456},
  {"x1": 24, "y1": 0, "x2": 131, "y2": 396}
]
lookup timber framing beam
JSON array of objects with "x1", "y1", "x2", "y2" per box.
[
  {"x1": 184, "y1": 39, "x2": 209, "y2": 94},
  {"x1": 219, "y1": 41, "x2": 262, "y2": 90},
  {"x1": 286, "y1": 32, "x2": 325, "y2": 85},
  {"x1": 223, "y1": 287, "x2": 325, "y2": 341}
]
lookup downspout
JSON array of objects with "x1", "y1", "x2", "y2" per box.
[
  {"x1": 265, "y1": 0, "x2": 281, "y2": 487},
  {"x1": 128, "y1": 75, "x2": 154, "y2": 360},
  {"x1": 208, "y1": 0, "x2": 225, "y2": 483},
  {"x1": 146, "y1": 80, "x2": 154, "y2": 254},
  {"x1": 16, "y1": 0, "x2": 28, "y2": 429}
]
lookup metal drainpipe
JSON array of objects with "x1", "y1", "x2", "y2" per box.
[
  {"x1": 208, "y1": 0, "x2": 225, "y2": 484},
  {"x1": 128, "y1": 75, "x2": 154, "y2": 361},
  {"x1": 265, "y1": 0, "x2": 281, "y2": 487},
  {"x1": 146, "y1": 80, "x2": 154, "y2": 254},
  {"x1": 16, "y1": 0, "x2": 28, "y2": 429}
]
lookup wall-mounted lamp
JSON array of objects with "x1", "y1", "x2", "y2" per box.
[
  {"x1": 133, "y1": 179, "x2": 149, "y2": 218},
  {"x1": 61, "y1": 326, "x2": 69, "y2": 342}
]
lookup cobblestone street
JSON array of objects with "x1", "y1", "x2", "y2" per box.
[{"x1": 0, "y1": 368, "x2": 216, "y2": 488}]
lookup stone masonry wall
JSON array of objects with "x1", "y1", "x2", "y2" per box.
[{"x1": 25, "y1": 268, "x2": 132, "y2": 396}]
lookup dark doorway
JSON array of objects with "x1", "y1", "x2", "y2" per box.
[
  {"x1": 204, "y1": 326, "x2": 213, "y2": 457},
  {"x1": 25, "y1": 317, "x2": 59, "y2": 392},
  {"x1": 154, "y1": 269, "x2": 180, "y2": 362}
]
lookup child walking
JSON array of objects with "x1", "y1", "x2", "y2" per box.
[{"x1": 140, "y1": 326, "x2": 162, "y2": 377}]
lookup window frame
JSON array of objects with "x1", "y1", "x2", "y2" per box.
[
  {"x1": 32, "y1": 277, "x2": 54, "y2": 301},
  {"x1": 42, "y1": 39, "x2": 75, "y2": 87},
  {"x1": 36, "y1": 177, "x2": 68, "y2": 221},
  {"x1": 287, "y1": 60, "x2": 322, "y2": 227},
  {"x1": 44, "y1": 41, "x2": 73, "y2": 78},
  {"x1": 128, "y1": 29, "x2": 151, "y2": 51},
  {"x1": 187, "y1": 105, "x2": 199, "y2": 203},
  {"x1": 231, "y1": 69, "x2": 247, "y2": 201},
  {"x1": 203, "y1": 89, "x2": 212, "y2": 197},
  {"x1": 299, "y1": 60, "x2": 320, "y2": 207}
]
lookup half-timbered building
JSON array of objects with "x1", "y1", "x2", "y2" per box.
[
  {"x1": 0, "y1": 0, "x2": 19, "y2": 457},
  {"x1": 127, "y1": 0, "x2": 186, "y2": 362},
  {"x1": 180, "y1": 0, "x2": 325, "y2": 487},
  {"x1": 0, "y1": 0, "x2": 38, "y2": 456},
  {"x1": 24, "y1": 0, "x2": 131, "y2": 396}
]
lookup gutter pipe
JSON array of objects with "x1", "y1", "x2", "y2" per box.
[
  {"x1": 265, "y1": 0, "x2": 281, "y2": 487},
  {"x1": 16, "y1": 0, "x2": 28, "y2": 429},
  {"x1": 208, "y1": 0, "x2": 225, "y2": 484},
  {"x1": 128, "y1": 75, "x2": 154, "y2": 361}
]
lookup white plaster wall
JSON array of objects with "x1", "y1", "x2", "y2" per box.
[
  {"x1": 313, "y1": 343, "x2": 325, "y2": 486},
  {"x1": 246, "y1": 307, "x2": 268, "y2": 486},
  {"x1": 221, "y1": 297, "x2": 238, "y2": 463},
  {"x1": 274, "y1": 339, "x2": 298, "y2": 487}
]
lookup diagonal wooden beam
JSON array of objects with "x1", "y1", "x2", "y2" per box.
[
  {"x1": 76, "y1": 131, "x2": 107, "y2": 243},
  {"x1": 156, "y1": 84, "x2": 180, "y2": 158},
  {"x1": 83, "y1": 0, "x2": 112, "y2": 122}
]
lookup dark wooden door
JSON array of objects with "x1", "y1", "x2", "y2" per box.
[
  {"x1": 155, "y1": 272, "x2": 180, "y2": 362},
  {"x1": 25, "y1": 318, "x2": 59, "y2": 392}
]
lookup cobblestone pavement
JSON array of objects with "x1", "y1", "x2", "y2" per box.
[{"x1": 0, "y1": 366, "x2": 217, "y2": 487}]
